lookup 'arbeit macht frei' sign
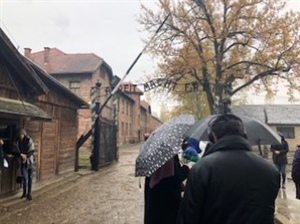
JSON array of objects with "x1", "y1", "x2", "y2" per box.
[{"x1": 139, "y1": 78, "x2": 200, "y2": 93}]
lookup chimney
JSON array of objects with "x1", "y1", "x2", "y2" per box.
[
  {"x1": 24, "y1": 48, "x2": 32, "y2": 58},
  {"x1": 44, "y1": 47, "x2": 50, "y2": 64}
]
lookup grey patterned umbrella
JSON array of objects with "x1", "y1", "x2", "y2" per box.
[
  {"x1": 135, "y1": 114, "x2": 195, "y2": 177},
  {"x1": 186, "y1": 114, "x2": 281, "y2": 145}
]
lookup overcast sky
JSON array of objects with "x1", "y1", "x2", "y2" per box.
[
  {"x1": 0, "y1": 0, "x2": 158, "y2": 82},
  {"x1": 1, "y1": 0, "x2": 300, "y2": 115}
]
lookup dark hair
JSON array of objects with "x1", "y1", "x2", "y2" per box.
[
  {"x1": 181, "y1": 137, "x2": 189, "y2": 150},
  {"x1": 208, "y1": 114, "x2": 246, "y2": 140}
]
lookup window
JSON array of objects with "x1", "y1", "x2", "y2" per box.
[
  {"x1": 130, "y1": 123, "x2": 132, "y2": 136},
  {"x1": 276, "y1": 126, "x2": 295, "y2": 139},
  {"x1": 100, "y1": 66, "x2": 106, "y2": 79},
  {"x1": 124, "y1": 84, "x2": 129, "y2": 92},
  {"x1": 130, "y1": 105, "x2": 133, "y2": 117},
  {"x1": 121, "y1": 122, "x2": 124, "y2": 135},
  {"x1": 122, "y1": 99, "x2": 125, "y2": 114},
  {"x1": 69, "y1": 81, "x2": 80, "y2": 95}
]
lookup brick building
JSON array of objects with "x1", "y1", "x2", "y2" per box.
[
  {"x1": 117, "y1": 83, "x2": 161, "y2": 143},
  {"x1": 25, "y1": 47, "x2": 115, "y2": 147},
  {"x1": 24, "y1": 48, "x2": 162, "y2": 145}
]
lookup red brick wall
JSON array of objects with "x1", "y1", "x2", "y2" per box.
[
  {"x1": 149, "y1": 115, "x2": 162, "y2": 133},
  {"x1": 117, "y1": 95, "x2": 134, "y2": 143},
  {"x1": 52, "y1": 65, "x2": 113, "y2": 149}
]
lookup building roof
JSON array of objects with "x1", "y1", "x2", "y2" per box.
[
  {"x1": 25, "y1": 57, "x2": 89, "y2": 108},
  {"x1": 0, "y1": 28, "x2": 48, "y2": 95},
  {"x1": 28, "y1": 47, "x2": 104, "y2": 74},
  {"x1": 151, "y1": 114, "x2": 162, "y2": 123},
  {"x1": 0, "y1": 97, "x2": 52, "y2": 120},
  {"x1": 232, "y1": 104, "x2": 300, "y2": 125},
  {"x1": 140, "y1": 100, "x2": 150, "y2": 111},
  {"x1": 117, "y1": 90, "x2": 135, "y2": 103}
]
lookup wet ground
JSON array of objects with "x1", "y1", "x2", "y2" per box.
[
  {"x1": 275, "y1": 180, "x2": 300, "y2": 224},
  {"x1": 0, "y1": 144, "x2": 144, "y2": 224},
  {"x1": 0, "y1": 144, "x2": 299, "y2": 224}
]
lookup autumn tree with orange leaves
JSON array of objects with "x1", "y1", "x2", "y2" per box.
[{"x1": 138, "y1": 0, "x2": 300, "y2": 114}]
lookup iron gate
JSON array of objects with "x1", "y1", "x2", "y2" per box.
[{"x1": 98, "y1": 119, "x2": 118, "y2": 166}]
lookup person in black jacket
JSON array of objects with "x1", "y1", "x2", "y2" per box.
[
  {"x1": 292, "y1": 144, "x2": 300, "y2": 199},
  {"x1": 0, "y1": 138, "x2": 4, "y2": 170},
  {"x1": 270, "y1": 134, "x2": 289, "y2": 189},
  {"x1": 177, "y1": 114, "x2": 280, "y2": 224}
]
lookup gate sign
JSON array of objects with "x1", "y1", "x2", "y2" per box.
[
  {"x1": 143, "y1": 78, "x2": 177, "y2": 92},
  {"x1": 140, "y1": 78, "x2": 200, "y2": 93}
]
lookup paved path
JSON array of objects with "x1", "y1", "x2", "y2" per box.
[
  {"x1": 0, "y1": 144, "x2": 299, "y2": 224},
  {"x1": 275, "y1": 179, "x2": 300, "y2": 224},
  {"x1": 0, "y1": 144, "x2": 144, "y2": 224}
]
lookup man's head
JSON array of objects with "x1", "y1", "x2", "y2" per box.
[
  {"x1": 208, "y1": 114, "x2": 246, "y2": 143},
  {"x1": 18, "y1": 129, "x2": 27, "y2": 140},
  {"x1": 144, "y1": 132, "x2": 151, "y2": 141},
  {"x1": 181, "y1": 137, "x2": 189, "y2": 150},
  {"x1": 278, "y1": 132, "x2": 285, "y2": 141}
]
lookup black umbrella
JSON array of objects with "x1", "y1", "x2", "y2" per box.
[
  {"x1": 186, "y1": 114, "x2": 281, "y2": 146},
  {"x1": 135, "y1": 114, "x2": 195, "y2": 177}
]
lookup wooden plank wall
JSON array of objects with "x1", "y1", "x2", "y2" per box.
[
  {"x1": 25, "y1": 107, "x2": 78, "y2": 180},
  {"x1": 58, "y1": 107, "x2": 77, "y2": 174},
  {"x1": 40, "y1": 120, "x2": 58, "y2": 180}
]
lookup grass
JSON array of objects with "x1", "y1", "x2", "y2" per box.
[{"x1": 78, "y1": 149, "x2": 91, "y2": 169}]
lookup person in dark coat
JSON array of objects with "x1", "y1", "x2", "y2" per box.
[
  {"x1": 270, "y1": 134, "x2": 289, "y2": 189},
  {"x1": 143, "y1": 133, "x2": 151, "y2": 224},
  {"x1": 0, "y1": 138, "x2": 4, "y2": 170},
  {"x1": 14, "y1": 129, "x2": 35, "y2": 201},
  {"x1": 292, "y1": 144, "x2": 300, "y2": 199},
  {"x1": 144, "y1": 154, "x2": 190, "y2": 224},
  {"x1": 177, "y1": 114, "x2": 280, "y2": 224}
]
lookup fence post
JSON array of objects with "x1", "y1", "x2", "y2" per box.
[{"x1": 90, "y1": 81, "x2": 101, "y2": 171}]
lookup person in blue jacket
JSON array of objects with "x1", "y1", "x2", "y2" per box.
[{"x1": 181, "y1": 137, "x2": 201, "y2": 162}]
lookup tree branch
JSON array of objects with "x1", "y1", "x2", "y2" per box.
[{"x1": 232, "y1": 68, "x2": 279, "y2": 95}]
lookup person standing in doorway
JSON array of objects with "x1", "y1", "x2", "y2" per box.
[
  {"x1": 15, "y1": 129, "x2": 35, "y2": 201},
  {"x1": 271, "y1": 133, "x2": 289, "y2": 189}
]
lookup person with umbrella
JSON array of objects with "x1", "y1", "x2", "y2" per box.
[
  {"x1": 270, "y1": 133, "x2": 289, "y2": 189},
  {"x1": 177, "y1": 113, "x2": 280, "y2": 224},
  {"x1": 144, "y1": 154, "x2": 190, "y2": 224},
  {"x1": 292, "y1": 144, "x2": 300, "y2": 199},
  {"x1": 135, "y1": 115, "x2": 194, "y2": 223}
]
